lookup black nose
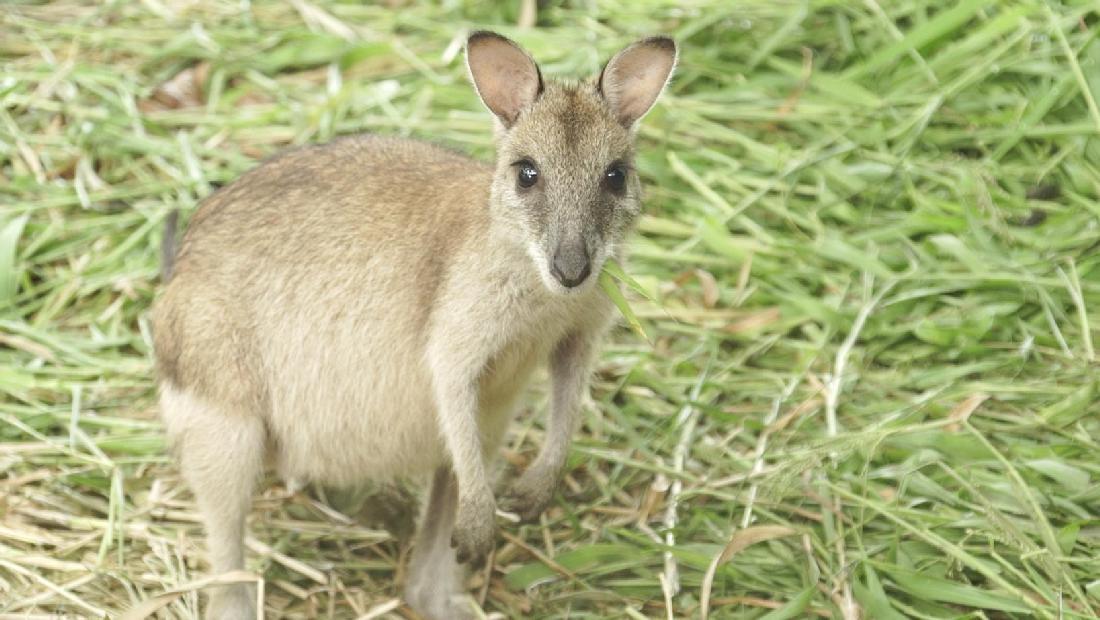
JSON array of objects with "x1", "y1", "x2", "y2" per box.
[{"x1": 551, "y1": 244, "x2": 591, "y2": 288}]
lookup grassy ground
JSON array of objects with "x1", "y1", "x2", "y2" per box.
[{"x1": 2, "y1": 1, "x2": 1099, "y2": 618}]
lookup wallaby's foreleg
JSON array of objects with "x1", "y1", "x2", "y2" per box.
[
  {"x1": 427, "y1": 313, "x2": 513, "y2": 567},
  {"x1": 428, "y1": 360, "x2": 497, "y2": 565},
  {"x1": 166, "y1": 388, "x2": 265, "y2": 620},
  {"x1": 502, "y1": 331, "x2": 594, "y2": 521},
  {"x1": 405, "y1": 467, "x2": 478, "y2": 620}
]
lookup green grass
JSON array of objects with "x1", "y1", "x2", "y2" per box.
[{"x1": 2, "y1": 1, "x2": 1099, "y2": 618}]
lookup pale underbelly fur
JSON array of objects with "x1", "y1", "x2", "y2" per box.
[{"x1": 253, "y1": 317, "x2": 549, "y2": 488}]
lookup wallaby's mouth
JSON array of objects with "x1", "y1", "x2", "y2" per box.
[
  {"x1": 552, "y1": 262, "x2": 591, "y2": 289},
  {"x1": 543, "y1": 267, "x2": 595, "y2": 294}
]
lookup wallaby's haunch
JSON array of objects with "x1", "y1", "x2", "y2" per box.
[{"x1": 153, "y1": 31, "x2": 676, "y2": 619}]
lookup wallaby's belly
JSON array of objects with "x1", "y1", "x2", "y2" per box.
[
  {"x1": 258, "y1": 303, "x2": 437, "y2": 485},
  {"x1": 255, "y1": 294, "x2": 542, "y2": 487}
]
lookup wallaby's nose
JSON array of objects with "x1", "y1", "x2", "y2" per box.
[{"x1": 551, "y1": 242, "x2": 591, "y2": 288}]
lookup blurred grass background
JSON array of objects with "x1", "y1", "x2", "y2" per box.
[{"x1": 2, "y1": 0, "x2": 1099, "y2": 618}]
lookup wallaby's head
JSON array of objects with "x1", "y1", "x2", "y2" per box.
[{"x1": 467, "y1": 31, "x2": 676, "y2": 294}]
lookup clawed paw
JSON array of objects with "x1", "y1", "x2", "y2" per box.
[
  {"x1": 499, "y1": 470, "x2": 557, "y2": 523},
  {"x1": 450, "y1": 496, "x2": 497, "y2": 565},
  {"x1": 498, "y1": 486, "x2": 552, "y2": 523}
]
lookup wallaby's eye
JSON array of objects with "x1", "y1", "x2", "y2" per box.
[
  {"x1": 515, "y1": 161, "x2": 539, "y2": 189},
  {"x1": 605, "y1": 165, "x2": 627, "y2": 192}
]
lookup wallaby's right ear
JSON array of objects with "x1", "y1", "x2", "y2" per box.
[
  {"x1": 466, "y1": 31, "x2": 543, "y2": 128},
  {"x1": 598, "y1": 36, "x2": 677, "y2": 128}
]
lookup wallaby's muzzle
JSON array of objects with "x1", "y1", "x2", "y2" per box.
[{"x1": 551, "y1": 239, "x2": 591, "y2": 288}]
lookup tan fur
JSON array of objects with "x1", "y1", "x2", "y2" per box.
[{"x1": 153, "y1": 32, "x2": 675, "y2": 620}]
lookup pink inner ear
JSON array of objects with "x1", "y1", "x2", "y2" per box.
[
  {"x1": 467, "y1": 35, "x2": 541, "y2": 126},
  {"x1": 601, "y1": 39, "x2": 676, "y2": 127}
]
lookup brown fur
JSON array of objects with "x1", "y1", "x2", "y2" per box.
[{"x1": 153, "y1": 32, "x2": 676, "y2": 619}]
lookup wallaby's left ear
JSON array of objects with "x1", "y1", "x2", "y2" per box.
[
  {"x1": 466, "y1": 31, "x2": 543, "y2": 128},
  {"x1": 598, "y1": 36, "x2": 677, "y2": 128}
]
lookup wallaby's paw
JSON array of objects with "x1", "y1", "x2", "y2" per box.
[
  {"x1": 499, "y1": 484, "x2": 552, "y2": 522},
  {"x1": 206, "y1": 585, "x2": 256, "y2": 620},
  {"x1": 451, "y1": 495, "x2": 497, "y2": 565},
  {"x1": 500, "y1": 468, "x2": 558, "y2": 522}
]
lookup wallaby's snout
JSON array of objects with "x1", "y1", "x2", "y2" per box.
[{"x1": 551, "y1": 238, "x2": 591, "y2": 288}]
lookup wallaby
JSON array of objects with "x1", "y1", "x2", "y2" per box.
[{"x1": 153, "y1": 31, "x2": 676, "y2": 619}]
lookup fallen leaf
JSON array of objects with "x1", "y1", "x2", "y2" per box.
[
  {"x1": 700, "y1": 525, "x2": 798, "y2": 619},
  {"x1": 724, "y1": 307, "x2": 781, "y2": 333},
  {"x1": 695, "y1": 268, "x2": 720, "y2": 308},
  {"x1": 946, "y1": 392, "x2": 989, "y2": 432},
  {"x1": 671, "y1": 268, "x2": 720, "y2": 308},
  {"x1": 140, "y1": 62, "x2": 210, "y2": 112},
  {"x1": 769, "y1": 396, "x2": 821, "y2": 433}
]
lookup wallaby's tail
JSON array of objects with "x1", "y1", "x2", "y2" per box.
[{"x1": 161, "y1": 209, "x2": 180, "y2": 282}]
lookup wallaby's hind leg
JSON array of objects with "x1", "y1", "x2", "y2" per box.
[
  {"x1": 405, "y1": 467, "x2": 478, "y2": 620},
  {"x1": 162, "y1": 385, "x2": 265, "y2": 620}
]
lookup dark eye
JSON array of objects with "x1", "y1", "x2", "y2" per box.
[
  {"x1": 516, "y1": 162, "x2": 539, "y2": 189},
  {"x1": 605, "y1": 166, "x2": 627, "y2": 192}
]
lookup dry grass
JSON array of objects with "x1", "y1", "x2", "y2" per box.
[{"x1": 2, "y1": 1, "x2": 1099, "y2": 618}]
